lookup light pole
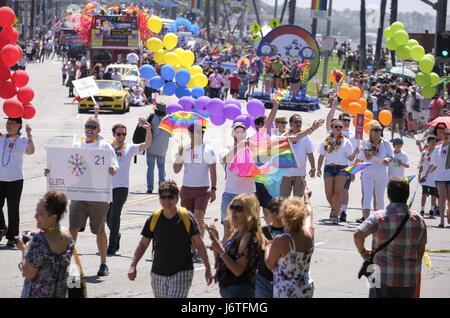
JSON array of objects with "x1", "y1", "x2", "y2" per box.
[{"x1": 320, "y1": 0, "x2": 333, "y2": 95}]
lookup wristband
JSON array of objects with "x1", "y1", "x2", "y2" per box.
[{"x1": 211, "y1": 187, "x2": 217, "y2": 191}]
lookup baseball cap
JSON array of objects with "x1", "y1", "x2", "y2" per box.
[
  {"x1": 392, "y1": 138, "x2": 403, "y2": 145},
  {"x1": 232, "y1": 122, "x2": 246, "y2": 131}
]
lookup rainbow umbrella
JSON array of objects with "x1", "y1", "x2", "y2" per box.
[{"x1": 159, "y1": 111, "x2": 208, "y2": 135}]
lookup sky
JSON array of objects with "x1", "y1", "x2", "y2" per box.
[{"x1": 262, "y1": 0, "x2": 437, "y2": 14}]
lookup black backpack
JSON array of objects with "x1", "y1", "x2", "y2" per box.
[{"x1": 133, "y1": 113, "x2": 155, "y2": 144}]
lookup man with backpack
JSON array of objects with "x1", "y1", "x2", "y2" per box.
[{"x1": 128, "y1": 180, "x2": 213, "y2": 297}]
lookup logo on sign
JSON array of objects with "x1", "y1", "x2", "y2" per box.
[{"x1": 68, "y1": 153, "x2": 87, "y2": 177}]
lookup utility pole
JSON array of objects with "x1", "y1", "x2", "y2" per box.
[
  {"x1": 274, "y1": 0, "x2": 278, "y2": 19},
  {"x1": 311, "y1": 18, "x2": 317, "y2": 37},
  {"x1": 359, "y1": 0, "x2": 367, "y2": 70},
  {"x1": 288, "y1": 0, "x2": 296, "y2": 25},
  {"x1": 389, "y1": 0, "x2": 398, "y2": 66},
  {"x1": 279, "y1": 0, "x2": 288, "y2": 23},
  {"x1": 321, "y1": 0, "x2": 332, "y2": 94},
  {"x1": 251, "y1": 0, "x2": 263, "y2": 37}
]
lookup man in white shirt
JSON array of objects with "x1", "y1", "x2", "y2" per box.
[
  {"x1": 106, "y1": 120, "x2": 152, "y2": 256},
  {"x1": 127, "y1": 51, "x2": 139, "y2": 65}
]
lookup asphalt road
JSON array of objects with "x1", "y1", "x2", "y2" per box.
[{"x1": 0, "y1": 59, "x2": 449, "y2": 298}]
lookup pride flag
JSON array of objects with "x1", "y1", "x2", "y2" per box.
[
  {"x1": 311, "y1": 0, "x2": 327, "y2": 11},
  {"x1": 191, "y1": 0, "x2": 202, "y2": 10},
  {"x1": 405, "y1": 175, "x2": 416, "y2": 184},
  {"x1": 342, "y1": 162, "x2": 372, "y2": 175}
]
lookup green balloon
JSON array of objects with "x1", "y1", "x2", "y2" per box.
[
  {"x1": 393, "y1": 30, "x2": 409, "y2": 46},
  {"x1": 407, "y1": 39, "x2": 419, "y2": 47},
  {"x1": 396, "y1": 45, "x2": 410, "y2": 60},
  {"x1": 423, "y1": 53, "x2": 435, "y2": 65},
  {"x1": 390, "y1": 21, "x2": 405, "y2": 33},
  {"x1": 410, "y1": 45, "x2": 425, "y2": 62},
  {"x1": 422, "y1": 86, "x2": 436, "y2": 99},
  {"x1": 430, "y1": 72, "x2": 440, "y2": 87},
  {"x1": 419, "y1": 57, "x2": 434, "y2": 73},
  {"x1": 386, "y1": 37, "x2": 398, "y2": 51},
  {"x1": 416, "y1": 72, "x2": 431, "y2": 87},
  {"x1": 384, "y1": 27, "x2": 394, "y2": 39}
]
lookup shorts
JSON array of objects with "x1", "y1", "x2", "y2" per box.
[
  {"x1": 255, "y1": 182, "x2": 273, "y2": 209},
  {"x1": 272, "y1": 74, "x2": 281, "y2": 79},
  {"x1": 323, "y1": 165, "x2": 349, "y2": 178},
  {"x1": 180, "y1": 186, "x2": 210, "y2": 212},
  {"x1": 344, "y1": 176, "x2": 352, "y2": 190},
  {"x1": 435, "y1": 181, "x2": 450, "y2": 187},
  {"x1": 422, "y1": 185, "x2": 439, "y2": 198},
  {"x1": 280, "y1": 176, "x2": 305, "y2": 197},
  {"x1": 230, "y1": 89, "x2": 239, "y2": 95},
  {"x1": 221, "y1": 192, "x2": 239, "y2": 223},
  {"x1": 69, "y1": 201, "x2": 109, "y2": 234}
]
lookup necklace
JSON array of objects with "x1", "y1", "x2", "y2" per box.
[
  {"x1": 365, "y1": 140, "x2": 381, "y2": 157},
  {"x1": 111, "y1": 141, "x2": 126, "y2": 158},
  {"x1": 2, "y1": 135, "x2": 18, "y2": 167},
  {"x1": 324, "y1": 133, "x2": 343, "y2": 153},
  {"x1": 42, "y1": 223, "x2": 61, "y2": 234},
  {"x1": 81, "y1": 137, "x2": 98, "y2": 144}
]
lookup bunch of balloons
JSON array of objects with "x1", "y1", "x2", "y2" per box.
[
  {"x1": 384, "y1": 21, "x2": 440, "y2": 99},
  {"x1": 169, "y1": 18, "x2": 200, "y2": 36},
  {"x1": 165, "y1": 97, "x2": 266, "y2": 128},
  {"x1": 0, "y1": 7, "x2": 36, "y2": 120}
]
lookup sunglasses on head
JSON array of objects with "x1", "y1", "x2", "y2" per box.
[
  {"x1": 85, "y1": 124, "x2": 98, "y2": 130},
  {"x1": 229, "y1": 204, "x2": 244, "y2": 212},
  {"x1": 116, "y1": 132, "x2": 127, "y2": 136},
  {"x1": 160, "y1": 194, "x2": 176, "y2": 200}
]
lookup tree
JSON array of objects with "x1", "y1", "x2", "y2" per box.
[
  {"x1": 390, "y1": 0, "x2": 398, "y2": 66},
  {"x1": 359, "y1": 0, "x2": 367, "y2": 70},
  {"x1": 288, "y1": 0, "x2": 296, "y2": 25},
  {"x1": 374, "y1": 0, "x2": 387, "y2": 70}
]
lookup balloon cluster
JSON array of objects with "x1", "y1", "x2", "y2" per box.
[
  {"x1": 166, "y1": 97, "x2": 266, "y2": 128},
  {"x1": 169, "y1": 18, "x2": 200, "y2": 36},
  {"x1": 0, "y1": 7, "x2": 36, "y2": 119},
  {"x1": 141, "y1": 15, "x2": 207, "y2": 98},
  {"x1": 384, "y1": 21, "x2": 439, "y2": 98}
]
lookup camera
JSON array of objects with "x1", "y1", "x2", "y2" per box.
[{"x1": 21, "y1": 232, "x2": 33, "y2": 244}]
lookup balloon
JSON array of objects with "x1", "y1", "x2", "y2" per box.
[
  {"x1": 246, "y1": 99, "x2": 265, "y2": 117},
  {"x1": 165, "y1": 52, "x2": 180, "y2": 67},
  {"x1": 161, "y1": 64, "x2": 175, "y2": 81},
  {"x1": 0, "y1": 63, "x2": 10, "y2": 81},
  {"x1": 348, "y1": 102, "x2": 363, "y2": 116},
  {"x1": 395, "y1": 45, "x2": 410, "y2": 60},
  {"x1": 154, "y1": 49, "x2": 167, "y2": 64},
  {"x1": 393, "y1": 30, "x2": 409, "y2": 46},
  {"x1": 422, "y1": 86, "x2": 436, "y2": 99},
  {"x1": 186, "y1": 78, "x2": 195, "y2": 88},
  {"x1": 147, "y1": 16, "x2": 162, "y2": 33},
  {"x1": 146, "y1": 37, "x2": 164, "y2": 53},
  {"x1": 430, "y1": 72, "x2": 440, "y2": 87},
  {"x1": 1, "y1": 26, "x2": 18, "y2": 44},
  {"x1": 180, "y1": 51, "x2": 195, "y2": 68},
  {"x1": 364, "y1": 122, "x2": 372, "y2": 134},
  {"x1": 175, "y1": 69, "x2": 191, "y2": 86},
  {"x1": 364, "y1": 110, "x2": 374, "y2": 121},
  {"x1": 174, "y1": 48, "x2": 185, "y2": 56},
  {"x1": 17, "y1": 86, "x2": 34, "y2": 104},
  {"x1": 0, "y1": 7, "x2": 15, "y2": 27},
  {"x1": 349, "y1": 86, "x2": 361, "y2": 101},
  {"x1": 190, "y1": 65, "x2": 203, "y2": 75},
  {"x1": 207, "y1": 98, "x2": 225, "y2": 115},
  {"x1": 223, "y1": 104, "x2": 241, "y2": 120},
  {"x1": 340, "y1": 99, "x2": 352, "y2": 111},
  {"x1": 0, "y1": 44, "x2": 20, "y2": 67},
  {"x1": 179, "y1": 96, "x2": 196, "y2": 111},
  {"x1": 191, "y1": 86, "x2": 205, "y2": 98},
  {"x1": 419, "y1": 57, "x2": 434, "y2": 74},
  {"x1": 423, "y1": 54, "x2": 435, "y2": 65},
  {"x1": 3, "y1": 99, "x2": 23, "y2": 118},
  {"x1": 22, "y1": 104, "x2": 36, "y2": 119},
  {"x1": 224, "y1": 99, "x2": 241, "y2": 108},
  {"x1": 139, "y1": 65, "x2": 155, "y2": 80},
  {"x1": 383, "y1": 27, "x2": 394, "y2": 39},
  {"x1": 358, "y1": 98, "x2": 368, "y2": 110},
  {"x1": 409, "y1": 45, "x2": 425, "y2": 62},
  {"x1": 163, "y1": 33, "x2": 178, "y2": 50},
  {"x1": 390, "y1": 21, "x2": 405, "y2": 33},
  {"x1": 234, "y1": 115, "x2": 251, "y2": 129},
  {"x1": 0, "y1": 80, "x2": 16, "y2": 99},
  {"x1": 149, "y1": 76, "x2": 164, "y2": 89},
  {"x1": 379, "y1": 110, "x2": 393, "y2": 126},
  {"x1": 386, "y1": 37, "x2": 398, "y2": 51},
  {"x1": 175, "y1": 86, "x2": 191, "y2": 98},
  {"x1": 415, "y1": 72, "x2": 431, "y2": 87},
  {"x1": 166, "y1": 103, "x2": 183, "y2": 114},
  {"x1": 210, "y1": 113, "x2": 226, "y2": 126},
  {"x1": 407, "y1": 39, "x2": 419, "y2": 47},
  {"x1": 162, "y1": 81, "x2": 177, "y2": 96},
  {"x1": 337, "y1": 86, "x2": 350, "y2": 99},
  {"x1": 192, "y1": 74, "x2": 208, "y2": 88}
]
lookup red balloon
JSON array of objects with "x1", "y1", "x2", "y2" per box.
[
  {"x1": 0, "y1": 7, "x2": 16, "y2": 27},
  {"x1": 0, "y1": 63, "x2": 11, "y2": 81},
  {"x1": 14, "y1": 44, "x2": 22, "y2": 58},
  {"x1": 0, "y1": 44, "x2": 20, "y2": 67},
  {"x1": 22, "y1": 103, "x2": 36, "y2": 119},
  {"x1": 0, "y1": 35, "x2": 8, "y2": 50},
  {"x1": 17, "y1": 86, "x2": 34, "y2": 104},
  {"x1": 0, "y1": 27, "x2": 19, "y2": 44},
  {"x1": 3, "y1": 99, "x2": 23, "y2": 118},
  {"x1": 0, "y1": 80, "x2": 16, "y2": 99},
  {"x1": 11, "y1": 70, "x2": 28, "y2": 88}
]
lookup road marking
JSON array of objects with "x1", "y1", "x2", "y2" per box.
[{"x1": 314, "y1": 240, "x2": 328, "y2": 246}]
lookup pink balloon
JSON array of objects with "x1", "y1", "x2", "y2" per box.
[
  {"x1": 223, "y1": 104, "x2": 241, "y2": 120},
  {"x1": 0, "y1": 80, "x2": 16, "y2": 99},
  {"x1": 210, "y1": 112, "x2": 226, "y2": 126},
  {"x1": 11, "y1": 70, "x2": 29, "y2": 88},
  {"x1": 17, "y1": 86, "x2": 34, "y2": 104},
  {"x1": 0, "y1": 7, "x2": 16, "y2": 27},
  {"x1": 22, "y1": 103, "x2": 36, "y2": 119},
  {"x1": 3, "y1": 98, "x2": 23, "y2": 118}
]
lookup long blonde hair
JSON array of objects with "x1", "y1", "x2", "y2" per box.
[{"x1": 227, "y1": 193, "x2": 263, "y2": 244}]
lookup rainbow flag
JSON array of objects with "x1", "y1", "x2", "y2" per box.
[
  {"x1": 405, "y1": 175, "x2": 416, "y2": 184},
  {"x1": 255, "y1": 166, "x2": 285, "y2": 198},
  {"x1": 342, "y1": 162, "x2": 372, "y2": 175},
  {"x1": 191, "y1": 0, "x2": 202, "y2": 10},
  {"x1": 311, "y1": 0, "x2": 327, "y2": 11}
]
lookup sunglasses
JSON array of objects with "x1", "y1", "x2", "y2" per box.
[
  {"x1": 291, "y1": 121, "x2": 302, "y2": 124},
  {"x1": 334, "y1": 125, "x2": 343, "y2": 129},
  {"x1": 277, "y1": 121, "x2": 288, "y2": 124},
  {"x1": 85, "y1": 124, "x2": 98, "y2": 130},
  {"x1": 342, "y1": 118, "x2": 351, "y2": 122},
  {"x1": 159, "y1": 194, "x2": 176, "y2": 200},
  {"x1": 437, "y1": 126, "x2": 446, "y2": 130},
  {"x1": 229, "y1": 204, "x2": 244, "y2": 212},
  {"x1": 371, "y1": 128, "x2": 382, "y2": 132},
  {"x1": 116, "y1": 132, "x2": 127, "y2": 136},
  {"x1": 270, "y1": 208, "x2": 279, "y2": 214}
]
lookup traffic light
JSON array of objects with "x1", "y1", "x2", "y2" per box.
[{"x1": 436, "y1": 31, "x2": 450, "y2": 58}]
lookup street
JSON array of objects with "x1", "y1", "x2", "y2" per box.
[{"x1": 0, "y1": 59, "x2": 449, "y2": 298}]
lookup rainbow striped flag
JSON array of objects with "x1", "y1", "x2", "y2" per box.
[
  {"x1": 342, "y1": 162, "x2": 372, "y2": 175},
  {"x1": 191, "y1": 0, "x2": 202, "y2": 10},
  {"x1": 311, "y1": 0, "x2": 327, "y2": 11},
  {"x1": 405, "y1": 175, "x2": 416, "y2": 184}
]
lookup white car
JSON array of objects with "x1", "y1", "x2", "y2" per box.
[{"x1": 105, "y1": 64, "x2": 140, "y2": 88}]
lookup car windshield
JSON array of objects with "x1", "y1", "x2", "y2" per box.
[
  {"x1": 108, "y1": 66, "x2": 139, "y2": 77},
  {"x1": 96, "y1": 81, "x2": 123, "y2": 90}
]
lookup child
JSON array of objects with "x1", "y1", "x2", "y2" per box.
[
  {"x1": 388, "y1": 138, "x2": 410, "y2": 178},
  {"x1": 419, "y1": 135, "x2": 439, "y2": 217}
]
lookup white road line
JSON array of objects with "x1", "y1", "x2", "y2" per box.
[{"x1": 315, "y1": 240, "x2": 328, "y2": 247}]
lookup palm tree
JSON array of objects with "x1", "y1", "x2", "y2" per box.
[
  {"x1": 374, "y1": 0, "x2": 387, "y2": 70},
  {"x1": 288, "y1": 0, "x2": 296, "y2": 25},
  {"x1": 390, "y1": 0, "x2": 398, "y2": 66},
  {"x1": 359, "y1": 0, "x2": 367, "y2": 70}
]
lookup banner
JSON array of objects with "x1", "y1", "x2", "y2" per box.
[
  {"x1": 91, "y1": 15, "x2": 139, "y2": 48},
  {"x1": 47, "y1": 148, "x2": 113, "y2": 202},
  {"x1": 72, "y1": 76, "x2": 100, "y2": 98},
  {"x1": 310, "y1": 0, "x2": 328, "y2": 19},
  {"x1": 355, "y1": 113, "x2": 365, "y2": 140}
]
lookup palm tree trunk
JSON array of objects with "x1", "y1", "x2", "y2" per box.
[
  {"x1": 288, "y1": 0, "x2": 296, "y2": 25},
  {"x1": 360, "y1": 0, "x2": 367, "y2": 70},
  {"x1": 205, "y1": 0, "x2": 211, "y2": 42},
  {"x1": 374, "y1": 0, "x2": 387, "y2": 70},
  {"x1": 390, "y1": 0, "x2": 398, "y2": 66}
]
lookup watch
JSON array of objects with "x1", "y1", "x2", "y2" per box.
[
  {"x1": 211, "y1": 187, "x2": 217, "y2": 191},
  {"x1": 219, "y1": 251, "x2": 225, "y2": 258}
]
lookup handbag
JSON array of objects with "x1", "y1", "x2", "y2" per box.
[
  {"x1": 358, "y1": 210, "x2": 410, "y2": 279},
  {"x1": 67, "y1": 248, "x2": 87, "y2": 298}
]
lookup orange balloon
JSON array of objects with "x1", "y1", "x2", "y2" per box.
[
  {"x1": 348, "y1": 102, "x2": 363, "y2": 117},
  {"x1": 349, "y1": 86, "x2": 362, "y2": 101},
  {"x1": 364, "y1": 122, "x2": 371, "y2": 134},
  {"x1": 358, "y1": 98, "x2": 368, "y2": 109},
  {"x1": 338, "y1": 86, "x2": 350, "y2": 100},
  {"x1": 364, "y1": 109, "x2": 374, "y2": 121},
  {"x1": 340, "y1": 98, "x2": 352, "y2": 111},
  {"x1": 379, "y1": 110, "x2": 393, "y2": 126},
  {"x1": 341, "y1": 83, "x2": 350, "y2": 88}
]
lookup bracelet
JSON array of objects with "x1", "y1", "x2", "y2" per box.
[
  {"x1": 219, "y1": 251, "x2": 225, "y2": 259},
  {"x1": 211, "y1": 187, "x2": 217, "y2": 191}
]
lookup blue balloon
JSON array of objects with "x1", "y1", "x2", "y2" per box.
[
  {"x1": 163, "y1": 82, "x2": 177, "y2": 96},
  {"x1": 150, "y1": 76, "x2": 164, "y2": 90},
  {"x1": 161, "y1": 65, "x2": 176, "y2": 81},
  {"x1": 191, "y1": 86, "x2": 205, "y2": 98},
  {"x1": 139, "y1": 64, "x2": 155, "y2": 80},
  {"x1": 175, "y1": 86, "x2": 191, "y2": 98},
  {"x1": 175, "y1": 69, "x2": 191, "y2": 86}
]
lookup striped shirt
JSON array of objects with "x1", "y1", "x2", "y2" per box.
[{"x1": 358, "y1": 203, "x2": 427, "y2": 287}]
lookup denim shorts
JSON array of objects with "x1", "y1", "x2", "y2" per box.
[
  {"x1": 255, "y1": 272, "x2": 273, "y2": 298},
  {"x1": 324, "y1": 165, "x2": 349, "y2": 178},
  {"x1": 220, "y1": 283, "x2": 255, "y2": 298}
]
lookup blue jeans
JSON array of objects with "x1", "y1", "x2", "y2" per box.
[
  {"x1": 220, "y1": 283, "x2": 255, "y2": 298},
  {"x1": 255, "y1": 272, "x2": 273, "y2": 298},
  {"x1": 146, "y1": 152, "x2": 166, "y2": 192}
]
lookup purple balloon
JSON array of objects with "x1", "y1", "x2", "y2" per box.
[
  {"x1": 210, "y1": 112, "x2": 226, "y2": 126},
  {"x1": 224, "y1": 99, "x2": 241, "y2": 108},
  {"x1": 234, "y1": 114, "x2": 252, "y2": 129},
  {"x1": 166, "y1": 103, "x2": 184, "y2": 115},
  {"x1": 178, "y1": 96, "x2": 196, "y2": 111},
  {"x1": 246, "y1": 99, "x2": 265, "y2": 117},
  {"x1": 207, "y1": 98, "x2": 225, "y2": 115},
  {"x1": 196, "y1": 96, "x2": 211, "y2": 112},
  {"x1": 223, "y1": 104, "x2": 241, "y2": 120}
]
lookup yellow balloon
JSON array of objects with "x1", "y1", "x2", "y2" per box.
[
  {"x1": 163, "y1": 33, "x2": 178, "y2": 50},
  {"x1": 187, "y1": 78, "x2": 196, "y2": 88},
  {"x1": 181, "y1": 51, "x2": 195, "y2": 67},
  {"x1": 165, "y1": 52, "x2": 180, "y2": 67},
  {"x1": 148, "y1": 16, "x2": 163, "y2": 33},
  {"x1": 147, "y1": 37, "x2": 164, "y2": 53},
  {"x1": 192, "y1": 74, "x2": 208, "y2": 88},
  {"x1": 174, "y1": 48, "x2": 184, "y2": 55},
  {"x1": 154, "y1": 49, "x2": 167, "y2": 65},
  {"x1": 190, "y1": 65, "x2": 203, "y2": 75}
]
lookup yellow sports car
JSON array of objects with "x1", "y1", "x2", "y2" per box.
[{"x1": 78, "y1": 80, "x2": 131, "y2": 114}]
